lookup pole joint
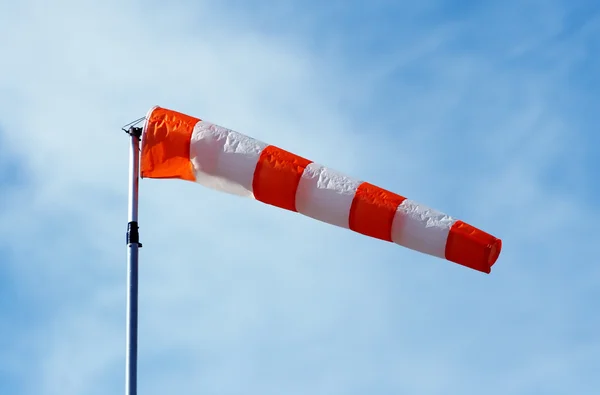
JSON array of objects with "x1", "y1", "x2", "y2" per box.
[{"x1": 126, "y1": 221, "x2": 142, "y2": 247}]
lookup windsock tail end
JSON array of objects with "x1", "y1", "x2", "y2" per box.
[{"x1": 445, "y1": 221, "x2": 502, "y2": 274}]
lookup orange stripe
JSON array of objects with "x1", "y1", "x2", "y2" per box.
[
  {"x1": 445, "y1": 221, "x2": 502, "y2": 273},
  {"x1": 140, "y1": 107, "x2": 199, "y2": 181},
  {"x1": 252, "y1": 145, "x2": 312, "y2": 212},
  {"x1": 349, "y1": 182, "x2": 406, "y2": 241}
]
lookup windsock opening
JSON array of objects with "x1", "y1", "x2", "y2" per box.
[{"x1": 140, "y1": 106, "x2": 198, "y2": 181}]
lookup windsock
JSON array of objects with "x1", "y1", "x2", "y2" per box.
[{"x1": 140, "y1": 106, "x2": 502, "y2": 273}]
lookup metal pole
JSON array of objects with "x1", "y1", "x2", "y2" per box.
[{"x1": 125, "y1": 126, "x2": 142, "y2": 395}]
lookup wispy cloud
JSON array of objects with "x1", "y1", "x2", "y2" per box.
[{"x1": 0, "y1": 0, "x2": 598, "y2": 394}]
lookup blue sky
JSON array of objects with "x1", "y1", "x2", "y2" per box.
[{"x1": 0, "y1": 0, "x2": 599, "y2": 394}]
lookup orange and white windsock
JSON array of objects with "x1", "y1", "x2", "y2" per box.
[{"x1": 140, "y1": 106, "x2": 502, "y2": 273}]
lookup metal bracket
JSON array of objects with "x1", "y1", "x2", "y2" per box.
[
  {"x1": 121, "y1": 116, "x2": 145, "y2": 138},
  {"x1": 126, "y1": 126, "x2": 143, "y2": 139}
]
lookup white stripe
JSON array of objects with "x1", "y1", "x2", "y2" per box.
[
  {"x1": 391, "y1": 199, "x2": 456, "y2": 258},
  {"x1": 295, "y1": 163, "x2": 361, "y2": 229},
  {"x1": 189, "y1": 120, "x2": 267, "y2": 197}
]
